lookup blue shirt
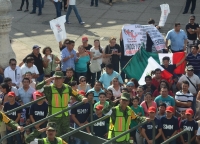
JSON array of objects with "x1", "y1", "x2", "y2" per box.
[
  {"x1": 71, "y1": 102, "x2": 90, "y2": 123},
  {"x1": 154, "y1": 95, "x2": 175, "y2": 107},
  {"x1": 87, "y1": 88, "x2": 104, "y2": 102},
  {"x1": 160, "y1": 116, "x2": 179, "y2": 137},
  {"x1": 18, "y1": 87, "x2": 35, "y2": 104},
  {"x1": 88, "y1": 114, "x2": 109, "y2": 138},
  {"x1": 186, "y1": 53, "x2": 200, "y2": 72},
  {"x1": 166, "y1": 29, "x2": 187, "y2": 51},
  {"x1": 75, "y1": 55, "x2": 90, "y2": 73},
  {"x1": 142, "y1": 117, "x2": 162, "y2": 140},
  {"x1": 99, "y1": 71, "x2": 123, "y2": 89},
  {"x1": 61, "y1": 48, "x2": 77, "y2": 71},
  {"x1": 4, "y1": 102, "x2": 21, "y2": 121},
  {"x1": 29, "y1": 102, "x2": 48, "y2": 128},
  {"x1": 180, "y1": 119, "x2": 198, "y2": 141}
]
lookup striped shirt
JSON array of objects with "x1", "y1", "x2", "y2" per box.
[
  {"x1": 175, "y1": 91, "x2": 193, "y2": 112},
  {"x1": 186, "y1": 53, "x2": 200, "y2": 72}
]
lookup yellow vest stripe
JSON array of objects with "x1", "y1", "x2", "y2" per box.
[
  {"x1": 54, "y1": 94, "x2": 59, "y2": 107},
  {"x1": 118, "y1": 117, "x2": 123, "y2": 131},
  {"x1": 63, "y1": 93, "x2": 68, "y2": 107}
]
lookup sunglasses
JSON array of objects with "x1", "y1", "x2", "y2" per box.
[
  {"x1": 137, "y1": 91, "x2": 143, "y2": 92},
  {"x1": 187, "y1": 70, "x2": 194, "y2": 71},
  {"x1": 81, "y1": 80, "x2": 86, "y2": 82},
  {"x1": 11, "y1": 63, "x2": 16, "y2": 66}
]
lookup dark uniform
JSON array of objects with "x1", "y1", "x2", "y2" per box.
[
  {"x1": 103, "y1": 93, "x2": 146, "y2": 144},
  {"x1": 26, "y1": 122, "x2": 67, "y2": 144},
  {"x1": 36, "y1": 71, "x2": 84, "y2": 142}
]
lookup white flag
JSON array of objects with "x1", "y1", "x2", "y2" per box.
[
  {"x1": 159, "y1": 4, "x2": 170, "y2": 27},
  {"x1": 49, "y1": 15, "x2": 67, "y2": 42}
]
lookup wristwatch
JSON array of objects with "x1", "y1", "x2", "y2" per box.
[{"x1": 192, "y1": 29, "x2": 195, "y2": 32}]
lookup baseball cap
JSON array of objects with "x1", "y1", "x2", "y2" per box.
[
  {"x1": 8, "y1": 92, "x2": 16, "y2": 97},
  {"x1": 185, "y1": 108, "x2": 194, "y2": 115},
  {"x1": 166, "y1": 106, "x2": 174, "y2": 113},
  {"x1": 126, "y1": 82, "x2": 134, "y2": 87},
  {"x1": 34, "y1": 91, "x2": 43, "y2": 97},
  {"x1": 148, "y1": 106, "x2": 156, "y2": 113},
  {"x1": 32, "y1": 45, "x2": 41, "y2": 50},
  {"x1": 186, "y1": 65, "x2": 194, "y2": 70},
  {"x1": 78, "y1": 90, "x2": 86, "y2": 96},
  {"x1": 95, "y1": 105, "x2": 104, "y2": 110},
  {"x1": 121, "y1": 92, "x2": 130, "y2": 101},
  {"x1": 47, "y1": 122, "x2": 57, "y2": 131},
  {"x1": 82, "y1": 36, "x2": 88, "y2": 42}
]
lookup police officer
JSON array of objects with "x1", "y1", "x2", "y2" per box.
[
  {"x1": 26, "y1": 122, "x2": 67, "y2": 144},
  {"x1": 36, "y1": 71, "x2": 88, "y2": 142},
  {"x1": 103, "y1": 92, "x2": 148, "y2": 144}
]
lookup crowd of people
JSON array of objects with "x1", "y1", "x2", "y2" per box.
[{"x1": 0, "y1": 15, "x2": 200, "y2": 144}]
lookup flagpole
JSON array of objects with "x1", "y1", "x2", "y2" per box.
[{"x1": 121, "y1": 43, "x2": 145, "y2": 71}]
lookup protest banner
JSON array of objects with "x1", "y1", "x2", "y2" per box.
[
  {"x1": 49, "y1": 15, "x2": 66, "y2": 42},
  {"x1": 159, "y1": 4, "x2": 170, "y2": 27},
  {"x1": 122, "y1": 24, "x2": 146, "y2": 56},
  {"x1": 144, "y1": 25, "x2": 165, "y2": 51},
  {"x1": 122, "y1": 24, "x2": 165, "y2": 55}
]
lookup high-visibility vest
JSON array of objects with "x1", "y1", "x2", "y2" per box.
[
  {"x1": 43, "y1": 137, "x2": 63, "y2": 144},
  {"x1": 51, "y1": 85, "x2": 69, "y2": 117},
  {"x1": 108, "y1": 105, "x2": 131, "y2": 142}
]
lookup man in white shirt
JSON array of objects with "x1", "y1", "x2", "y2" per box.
[
  {"x1": 4, "y1": 58, "x2": 22, "y2": 87},
  {"x1": 65, "y1": 0, "x2": 85, "y2": 25},
  {"x1": 21, "y1": 57, "x2": 39, "y2": 82},
  {"x1": 177, "y1": 65, "x2": 200, "y2": 95}
]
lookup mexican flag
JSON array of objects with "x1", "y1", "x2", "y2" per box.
[{"x1": 123, "y1": 47, "x2": 186, "y2": 85}]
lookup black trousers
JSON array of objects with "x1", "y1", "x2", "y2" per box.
[
  {"x1": 183, "y1": 0, "x2": 196, "y2": 13},
  {"x1": 61, "y1": 0, "x2": 67, "y2": 10},
  {"x1": 20, "y1": 0, "x2": 29, "y2": 9}
]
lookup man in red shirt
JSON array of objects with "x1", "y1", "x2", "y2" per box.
[{"x1": 152, "y1": 68, "x2": 163, "y2": 88}]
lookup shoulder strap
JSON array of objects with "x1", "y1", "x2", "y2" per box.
[
  {"x1": 145, "y1": 101, "x2": 149, "y2": 109},
  {"x1": 185, "y1": 75, "x2": 197, "y2": 91},
  {"x1": 51, "y1": 55, "x2": 54, "y2": 71}
]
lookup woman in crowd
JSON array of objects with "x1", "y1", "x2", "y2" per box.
[
  {"x1": 104, "y1": 37, "x2": 121, "y2": 73},
  {"x1": 75, "y1": 45, "x2": 90, "y2": 79},
  {"x1": 105, "y1": 89, "x2": 115, "y2": 101},
  {"x1": 140, "y1": 92, "x2": 157, "y2": 117},
  {"x1": 152, "y1": 80, "x2": 174, "y2": 99},
  {"x1": 0, "y1": 83, "x2": 11, "y2": 104},
  {"x1": 90, "y1": 39, "x2": 102, "y2": 87},
  {"x1": 43, "y1": 47, "x2": 60, "y2": 76},
  {"x1": 77, "y1": 76, "x2": 91, "y2": 92},
  {"x1": 107, "y1": 77, "x2": 121, "y2": 99},
  {"x1": 130, "y1": 78, "x2": 139, "y2": 97},
  {"x1": 59, "y1": 38, "x2": 70, "y2": 51}
]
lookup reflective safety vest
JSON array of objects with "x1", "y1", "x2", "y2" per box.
[
  {"x1": 43, "y1": 137, "x2": 63, "y2": 144},
  {"x1": 51, "y1": 85, "x2": 69, "y2": 117},
  {"x1": 108, "y1": 105, "x2": 131, "y2": 142}
]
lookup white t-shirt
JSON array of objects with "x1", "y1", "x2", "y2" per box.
[
  {"x1": 107, "y1": 85, "x2": 121, "y2": 98},
  {"x1": 197, "y1": 127, "x2": 200, "y2": 136},
  {"x1": 178, "y1": 74, "x2": 200, "y2": 94},
  {"x1": 49, "y1": 15, "x2": 66, "y2": 42},
  {"x1": 69, "y1": 0, "x2": 76, "y2": 5},
  {"x1": 90, "y1": 47, "x2": 102, "y2": 65},
  {"x1": 21, "y1": 64, "x2": 39, "y2": 76}
]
